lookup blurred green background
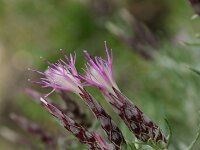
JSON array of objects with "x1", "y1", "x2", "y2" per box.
[{"x1": 0, "y1": 0, "x2": 200, "y2": 149}]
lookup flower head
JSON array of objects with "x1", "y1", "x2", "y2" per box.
[
  {"x1": 26, "y1": 43, "x2": 167, "y2": 148},
  {"x1": 29, "y1": 51, "x2": 82, "y2": 96},
  {"x1": 80, "y1": 41, "x2": 118, "y2": 94}
]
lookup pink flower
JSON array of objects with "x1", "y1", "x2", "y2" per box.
[
  {"x1": 80, "y1": 43, "x2": 167, "y2": 144},
  {"x1": 29, "y1": 51, "x2": 82, "y2": 96},
  {"x1": 29, "y1": 48, "x2": 126, "y2": 148},
  {"x1": 28, "y1": 42, "x2": 167, "y2": 146},
  {"x1": 80, "y1": 41, "x2": 118, "y2": 95}
]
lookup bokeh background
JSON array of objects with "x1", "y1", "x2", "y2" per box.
[{"x1": 0, "y1": 0, "x2": 200, "y2": 149}]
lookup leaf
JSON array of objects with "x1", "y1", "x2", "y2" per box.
[
  {"x1": 189, "y1": 67, "x2": 200, "y2": 76},
  {"x1": 187, "y1": 126, "x2": 200, "y2": 150},
  {"x1": 164, "y1": 118, "x2": 172, "y2": 148},
  {"x1": 183, "y1": 42, "x2": 200, "y2": 47},
  {"x1": 126, "y1": 143, "x2": 137, "y2": 150}
]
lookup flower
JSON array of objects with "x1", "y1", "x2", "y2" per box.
[
  {"x1": 80, "y1": 43, "x2": 167, "y2": 145},
  {"x1": 29, "y1": 48, "x2": 126, "y2": 148},
  {"x1": 28, "y1": 43, "x2": 167, "y2": 147},
  {"x1": 80, "y1": 41, "x2": 118, "y2": 94},
  {"x1": 29, "y1": 51, "x2": 82, "y2": 96}
]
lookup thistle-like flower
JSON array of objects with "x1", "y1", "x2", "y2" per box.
[
  {"x1": 80, "y1": 42, "x2": 167, "y2": 146},
  {"x1": 29, "y1": 52, "x2": 82, "y2": 96},
  {"x1": 80, "y1": 42, "x2": 118, "y2": 95},
  {"x1": 29, "y1": 43, "x2": 167, "y2": 149},
  {"x1": 30, "y1": 50, "x2": 126, "y2": 149}
]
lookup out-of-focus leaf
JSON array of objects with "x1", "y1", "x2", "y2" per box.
[
  {"x1": 183, "y1": 42, "x2": 200, "y2": 47},
  {"x1": 189, "y1": 67, "x2": 200, "y2": 76},
  {"x1": 187, "y1": 126, "x2": 200, "y2": 150}
]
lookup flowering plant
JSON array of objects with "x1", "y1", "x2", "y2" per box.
[{"x1": 24, "y1": 42, "x2": 170, "y2": 150}]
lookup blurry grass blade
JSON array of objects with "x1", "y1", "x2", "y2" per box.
[
  {"x1": 183, "y1": 42, "x2": 200, "y2": 46},
  {"x1": 189, "y1": 67, "x2": 200, "y2": 76},
  {"x1": 187, "y1": 126, "x2": 200, "y2": 150},
  {"x1": 164, "y1": 118, "x2": 172, "y2": 148},
  {"x1": 127, "y1": 143, "x2": 137, "y2": 150}
]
